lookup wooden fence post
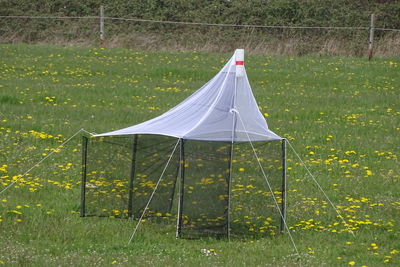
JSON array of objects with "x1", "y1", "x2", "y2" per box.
[
  {"x1": 368, "y1": 14, "x2": 375, "y2": 60},
  {"x1": 100, "y1": 5, "x2": 105, "y2": 45}
]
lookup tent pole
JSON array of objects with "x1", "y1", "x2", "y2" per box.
[
  {"x1": 227, "y1": 53, "x2": 240, "y2": 239},
  {"x1": 128, "y1": 135, "x2": 139, "y2": 218},
  {"x1": 227, "y1": 78, "x2": 237, "y2": 239},
  {"x1": 80, "y1": 136, "x2": 88, "y2": 217},
  {"x1": 280, "y1": 138, "x2": 287, "y2": 232},
  {"x1": 177, "y1": 139, "x2": 185, "y2": 238},
  {"x1": 227, "y1": 141, "x2": 234, "y2": 239}
]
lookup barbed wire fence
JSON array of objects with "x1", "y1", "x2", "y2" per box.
[{"x1": 1, "y1": 7, "x2": 400, "y2": 58}]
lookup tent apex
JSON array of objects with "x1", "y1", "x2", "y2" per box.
[
  {"x1": 235, "y1": 49, "x2": 245, "y2": 77},
  {"x1": 235, "y1": 49, "x2": 244, "y2": 62}
]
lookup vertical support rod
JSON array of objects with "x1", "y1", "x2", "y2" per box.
[
  {"x1": 80, "y1": 136, "x2": 88, "y2": 217},
  {"x1": 368, "y1": 13, "x2": 375, "y2": 61},
  {"x1": 227, "y1": 142, "x2": 234, "y2": 239},
  {"x1": 128, "y1": 135, "x2": 139, "y2": 218},
  {"x1": 227, "y1": 49, "x2": 241, "y2": 239},
  {"x1": 100, "y1": 5, "x2": 105, "y2": 44},
  {"x1": 280, "y1": 139, "x2": 287, "y2": 232},
  {"x1": 177, "y1": 139, "x2": 185, "y2": 238}
]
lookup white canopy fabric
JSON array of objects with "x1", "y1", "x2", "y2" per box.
[{"x1": 95, "y1": 49, "x2": 281, "y2": 142}]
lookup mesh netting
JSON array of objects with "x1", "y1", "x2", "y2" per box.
[
  {"x1": 131, "y1": 135, "x2": 179, "y2": 219},
  {"x1": 82, "y1": 135, "x2": 283, "y2": 238},
  {"x1": 178, "y1": 140, "x2": 232, "y2": 238},
  {"x1": 84, "y1": 135, "x2": 179, "y2": 219},
  {"x1": 84, "y1": 136, "x2": 132, "y2": 218},
  {"x1": 230, "y1": 141, "x2": 284, "y2": 237}
]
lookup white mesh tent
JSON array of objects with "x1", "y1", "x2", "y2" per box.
[{"x1": 81, "y1": 49, "x2": 287, "y2": 239}]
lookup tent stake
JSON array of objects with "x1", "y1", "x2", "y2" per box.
[
  {"x1": 80, "y1": 136, "x2": 88, "y2": 217},
  {"x1": 127, "y1": 135, "x2": 139, "y2": 218}
]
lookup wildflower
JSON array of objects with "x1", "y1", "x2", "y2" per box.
[
  {"x1": 10, "y1": 210, "x2": 22, "y2": 215},
  {"x1": 348, "y1": 261, "x2": 355, "y2": 265},
  {"x1": 201, "y1": 248, "x2": 217, "y2": 256},
  {"x1": 0, "y1": 165, "x2": 7, "y2": 173}
]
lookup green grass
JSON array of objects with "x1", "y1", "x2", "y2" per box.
[{"x1": 0, "y1": 43, "x2": 399, "y2": 266}]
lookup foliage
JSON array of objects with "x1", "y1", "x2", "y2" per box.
[
  {"x1": 1, "y1": 0, "x2": 399, "y2": 28},
  {"x1": 1, "y1": 1, "x2": 400, "y2": 55}
]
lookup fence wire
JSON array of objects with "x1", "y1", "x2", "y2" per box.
[
  {"x1": 1, "y1": 15, "x2": 399, "y2": 56},
  {"x1": 1, "y1": 15, "x2": 400, "y2": 32}
]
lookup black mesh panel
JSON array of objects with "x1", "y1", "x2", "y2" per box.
[
  {"x1": 230, "y1": 140, "x2": 283, "y2": 237},
  {"x1": 85, "y1": 136, "x2": 133, "y2": 218},
  {"x1": 179, "y1": 140, "x2": 231, "y2": 238},
  {"x1": 82, "y1": 135, "x2": 283, "y2": 239},
  {"x1": 131, "y1": 135, "x2": 180, "y2": 219},
  {"x1": 84, "y1": 135, "x2": 179, "y2": 219}
]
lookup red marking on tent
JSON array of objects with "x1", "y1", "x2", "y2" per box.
[{"x1": 236, "y1": 61, "x2": 244, "y2": 65}]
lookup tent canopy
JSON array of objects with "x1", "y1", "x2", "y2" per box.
[{"x1": 95, "y1": 49, "x2": 281, "y2": 142}]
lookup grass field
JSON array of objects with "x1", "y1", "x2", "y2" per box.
[{"x1": 0, "y1": 44, "x2": 399, "y2": 266}]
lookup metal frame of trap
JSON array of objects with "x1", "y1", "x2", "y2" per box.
[{"x1": 80, "y1": 135, "x2": 287, "y2": 239}]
